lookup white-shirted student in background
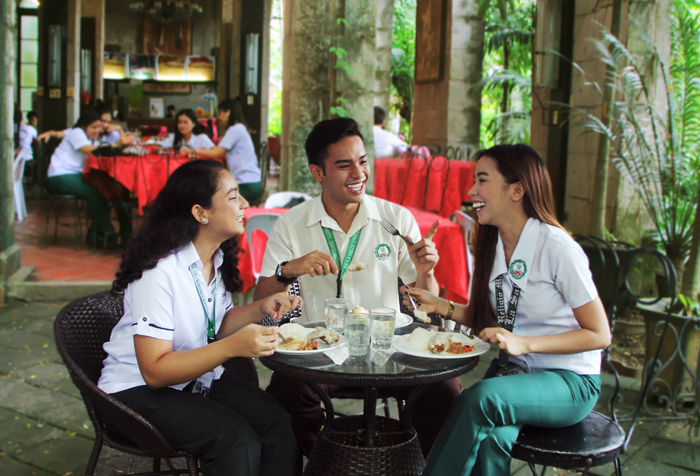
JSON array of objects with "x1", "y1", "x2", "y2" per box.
[
  {"x1": 18, "y1": 111, "x2": 38, "y2": 161},
  {"x1": 194, "y1": 98, "x2": 263, "y2": 204},
  {"x1": 151, "y1": 108, "x2": 215, "y2": 155},
  {"x1": 38, "y1": 100, "x2": 127, "y2": 146},
  {"x1": 372, "y1": 105, "x2": 408, "y2": 158},
  {"x1": 43, "y1": 109, "x2": 134, "y2": 247},
  {"x1": 252, "y1": 117, "x2": 461, "y2": 459},
  {"x1": 100, "y1": 159, "x2": 300, "y2": 476},
  {"x1": 404, "y1": 144, "x2": 612, "y2": 476}
]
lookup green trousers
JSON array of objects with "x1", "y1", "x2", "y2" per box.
[
  {"x1": 46, "y1": 173, "x2": 131, "y2": 240},
  {"x1": 239, "y1": 181, "x2": 263, "y2": 204},
  {"x1": 423, "y1": 370, "x2": 601, "y2": 476}
]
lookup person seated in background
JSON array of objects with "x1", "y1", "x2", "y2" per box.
[
  {"x1": 38, "y1": 100, "x2": 130, "y2": 146},
  {"x1": 373, "y1": 106, "x2": 408, "y2": 158},
  {"x1": 166, "y1": 104, "x2": 176, "y2": 118},
  {"x1": 18, "y1": 111, "x2": 38, "y2": 161},
  {"x1": 406, "y1": 144, "x2": 611, "y2": 476},
  {"x1": 193, "y1": 98, "x2": 263, "y2": 204},
  {"x1": 253, "y1": 117, "x2": 461, "y2": 460},
  {"x1": 44, "y1": 109, "x2": 135, "y2": 247},
  {"x1": 151, "y1": 108, "x2": 215, "y2": 156},
  {"x1": 101, "y1": 159, "x2": 300, "y2": 476}
]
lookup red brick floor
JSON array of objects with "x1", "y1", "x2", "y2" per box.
[{"x1": 14, "y1": 199, "x2": 124, "y2": 282}]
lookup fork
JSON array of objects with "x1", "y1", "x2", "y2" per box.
[{"x1": 381, "y1": 219, "x2": 414, "y2": 246}]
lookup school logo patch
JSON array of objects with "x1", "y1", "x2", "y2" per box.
[
  {"x1": 375, "y1": 243, "x2": 391, "y2": 261},
  {"x1": 509, "y1": 259, "x2": 527, "y2": 280}
]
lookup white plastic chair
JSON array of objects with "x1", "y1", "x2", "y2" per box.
[
  {"x1": 264, "y1": 191, "x2": 312, "y2": 209},
  {"x1": 13, "y1": 148, "x2": 29, "y2": 222},
  {"x1": 454, "y1": 210, "x2": 476, "y2": 299}
]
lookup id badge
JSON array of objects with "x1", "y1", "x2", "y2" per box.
[{"x1": 191, "y1": 372, "x2": 214, "y2": 398}]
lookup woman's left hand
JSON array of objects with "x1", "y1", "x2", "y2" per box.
[
  {"x1": 259, "y1": 292, "x2": 303, "y2": 320},
  {"x1": 179, "y1": 147, "x2": 192, "y2": 157},
  {"x1": 479, "y1": 328, "x2": 530, "y2": 357}
]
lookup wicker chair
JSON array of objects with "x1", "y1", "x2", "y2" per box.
[{"x1": 54, "y1": 291, "x2": 258, "y2": 476}]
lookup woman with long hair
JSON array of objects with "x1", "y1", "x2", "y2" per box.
[
  {"x1": 152, "y1": 108, "x2": 215, "y2": 156},
  {"x1": 404, "y1": 144, "x2": 611, "y2": 475},
  {"x1": 100, "y1": 159, "x2": 300, "y2": 476},
  {"x1": 194, "y1": 98, "x2": 262, "y2": 203},
  {"x1": 39, "y1": 100, "x2": 129, "y2": 145},
  {"x1": 44, "y1": 109, "x2": 133, "y2": 245}
]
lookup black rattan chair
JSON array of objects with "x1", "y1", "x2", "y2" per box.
[
  {"x1": 54, "y1": 291, "x2": 259, "y2": 476},
  {"x1": 512, "y1": 411, "x2": 625, "y2": 476}
]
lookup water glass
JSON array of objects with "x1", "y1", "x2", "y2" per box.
[
  {"x1": 344, "y1": 313, "x2": 371, "y2": 357},
  {"x1": 324, "y1": 298, "x2": 349, "y2": 334},
  {"x1": 369, "y1": 308, "x2": 396, "y2": 350}
]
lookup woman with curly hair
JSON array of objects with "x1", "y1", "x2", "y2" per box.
[{"x1": 98, "y1": 159, "x2": 301, "y2": 476}]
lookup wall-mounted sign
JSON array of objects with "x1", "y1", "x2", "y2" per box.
[
  {"x1": 103, "y1": 54, "x2": 215, "y2": 83},
  {"x1": 37, "y1": 86, "x2": 44, "y2": 97},
  {"x1": 49, "y1": 88, "x2": 61, "y2": 98},
  {"x1": 186, "y1": 56, "x2": 215, "y2": 82},
  {"x1": 104, "y1": 53, "x2": 128, "y2": 80},
  {"x1": 66, "y1": 86, "x2": 74, "y2": 98},
  {"x1": 129, "y1": 54, "x2": 157, "y2": 80},
  {"x1": 157, "y1": 55, "x2": 187, "y2": 81}
]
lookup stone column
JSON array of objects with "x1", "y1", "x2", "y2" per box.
[
  {"x1": 280, "y1": 0, "x2": 377, "y2": 194},
  {"x1": 218, "y1": 0, "x2": 243, "y2": 100},
  {"x1": 81, "y1": 0, "x2": 105, "y2": 101},
  {"x1": 411, "y1": 0, "x2": 483, "y2": 158},
  {"x1": 0, "y1": 0, "x2": 20, "y2": 303},
  {"x1": 374, "y1": 0, "x2": 395, "y2": 112},
  {"x1": 66, "y1": 0, "x2": 81, "y2": 124},
  {"x1": 259, "y1": 0, "x2": 273, "y2": 143}
]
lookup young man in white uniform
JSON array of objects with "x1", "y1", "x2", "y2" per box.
[
  {"x1": 254, "y1": 117, "x2": 461, "y2": 458},
  {"x1": 18, "y1": 111, "x2": 38, "y2": 160},
  {"x1": 373, "y1": 106, "x2": 408, "y2": 158}
]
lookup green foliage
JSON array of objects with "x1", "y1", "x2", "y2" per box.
[
  {"x1": 569, "y1": 0, "x2": 700, "y2": 265},
  {"x1": 390, "y1": 0, "x2": 416, "y2": 134},
  {"x1": 677, "y1": 293, "x2": 700, "y2": 316}
]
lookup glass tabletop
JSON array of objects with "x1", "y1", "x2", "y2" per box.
[{"x1": 259, "y1": 322, "x2": 479, "y2": 387}]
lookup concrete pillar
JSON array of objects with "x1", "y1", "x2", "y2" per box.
[
  {"x1": 280, "y1": 0, "x2": 377, "y2": 194},
  {"x1": 218, "y1": 0, "x2": 242, "y2": 100},
  {"x1": 81, "y1": 0, "x2": 105, "y2": 101},
  {"x1": 0, "y1": 0, "x2": 20, "y2": 303},
  {"x1": 260, "y1": 0, "x2": 273, "y2": 143},
  {"x1": 374, "y1": 0, "x2": 395, "y2": 112},
  {"x1": 66, "y1": 0, "x2": 81, "y2": 124}
]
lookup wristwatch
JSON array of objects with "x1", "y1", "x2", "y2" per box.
[
  {"x1": 275, "y1": 261, "x2": 296, "y2": 286},
  {"x1": 445, "y1": 300, "x2": 455, "y2": 320}
]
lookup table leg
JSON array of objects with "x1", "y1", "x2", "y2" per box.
[
  {"x1": 401, "y1": 384, "x2": 430, "y2": 431},
  {"x1": 307, "y1": 381, "x2": 335, "y2": 429},
  {"x1": 363, "y1": 387, "x2": 379, "y2": 448}
]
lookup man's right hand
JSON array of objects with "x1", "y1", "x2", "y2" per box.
[{"x1": 283, "y1": 251, "x2": 339, "y2": 278}]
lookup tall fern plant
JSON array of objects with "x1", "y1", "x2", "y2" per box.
[{"x1": 570, "y1": 0, "x2": 700, "y2": 294}]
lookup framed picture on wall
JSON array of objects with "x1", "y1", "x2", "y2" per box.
[
  {"x1": 142, "y1": 82, "x2": 191, "y2": 94},
  {"x1": 415, "y1": 0, "x2": 447, "y2": 83}
]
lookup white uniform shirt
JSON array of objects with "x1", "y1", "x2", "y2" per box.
[
  {"x1": 159, "y1": 133, "x2": 215, "y2": 150},
  {"x1": 47, "y1": 127, "x2": 97, "y2": 177},
  {"x1": 18, "y1": 123, "x2": 37, "y2": 160},
  {"x1": 260, "y1": 195, "x2": 420, "y2": 323},
  {"x1": 98, "y1": 242, "x2": 234, "y2": 394},
  {"x1": 373, "y1": 125, "x2": 408, "y2": 158},
  {"x1": 489, "y1": 218, "x2": 601, "y2": 375},
  {"x1": 219, "y1": 123, "x2": 261, "y2": 184}
]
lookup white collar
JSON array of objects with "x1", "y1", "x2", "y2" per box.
[
  {"x1": 175, "y1": 241, "x2": 224, "y2": 271},
  {"x1": 490, "y1": 217, "x2": 540, "y2": 291},
  {"x1": 306, "y1": 194, "x2": 382, "y2": 236}
]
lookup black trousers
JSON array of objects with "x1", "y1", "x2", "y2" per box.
[{"x1": 113, "y1": 371, "x2": 299, "y2": 476}]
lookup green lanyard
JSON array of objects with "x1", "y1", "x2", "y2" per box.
[
  {"x1": 321, "y1": 226, "x2": 362, "y2": 298},
  {"x1": 188, "y1": 263, "x2": 221, "y2": 344}
]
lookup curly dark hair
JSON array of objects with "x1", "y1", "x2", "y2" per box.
[{"x1": 112, "y1": 159, "x2": 243, "y2": 295}]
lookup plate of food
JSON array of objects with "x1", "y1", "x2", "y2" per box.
[
  {"x1": 275, "y1": 323, "x2": 346, "y2": 355},
  {"x1": 392, "y1": 328, "x2": 490, "y2": 359}
]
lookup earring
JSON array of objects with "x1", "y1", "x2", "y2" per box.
[{"x1": 202, "y1": 219, "x2": 208, "y2": 224}]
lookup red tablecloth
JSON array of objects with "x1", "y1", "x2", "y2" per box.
[
  {"x1": 83, "y1": 154, "x2": 224, "y2": 214},
  {"x1": 373, "y1": 158, "x2": 476, "y2": 217},
  {"x1": 237, "y1": 206, "x2": 469, "y2": 304}
]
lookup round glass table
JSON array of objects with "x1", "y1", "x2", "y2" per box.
[{"x1": 260, "y1": 322, "x2": 480, "y2": 476}]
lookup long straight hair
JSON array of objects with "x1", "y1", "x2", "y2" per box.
[
  {"x1": 218, "y1": 97, "x2": 249, "y2": 131},
  {"x1": 172, "y1": 108, "x2": 205, "y2": 149},
  {"x1": 466, "y1": 144, "x2": 563, "y2": 333}
]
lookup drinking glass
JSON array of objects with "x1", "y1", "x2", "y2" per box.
[
  {"x1": 344, "y1": 313, "x2": 371, "y2": 357},
  {"x1": 369, "y1": 308, "x2": 396, "y2": 350},
  {"x1": 324, "y1": 298, "x2": 349, "y2": 334}
]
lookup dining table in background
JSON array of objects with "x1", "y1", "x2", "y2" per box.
[
  {"x1": 373, "y1": 157, "x2": 476, "y2": 218},
  {"x1": 237, "y1": 206, "x2": 469, "y2": 305}
]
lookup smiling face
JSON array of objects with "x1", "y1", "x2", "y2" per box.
[
  {"x1": 99, "y1": 113, "x2": 112, "y2": 133},
  {"x1": 85, "y1": 120, "x2": 103, "y2": 140},
  {"x1": 309, "y1": 135, "x2": 369, "y2": 207},
  {"x1": 469, "y1": 156, "x2": 525, "y2": 228},
  {"x1": 203, "y1": 170, "x2": 248, "y2": 238},
  {"x1": 177, "y1": 114, "x2": 195, "y2": 137}
]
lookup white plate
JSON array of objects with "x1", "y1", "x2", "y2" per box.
[
  {"x1": 275, "y1": 331, "x2": 347, "y2": 355},
  {"x1": 396, "y1": 313, "x2": 413, "y2": 328},
  {"x1": 391, "y1": 333, "x2": 490, "y2": 359}
]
